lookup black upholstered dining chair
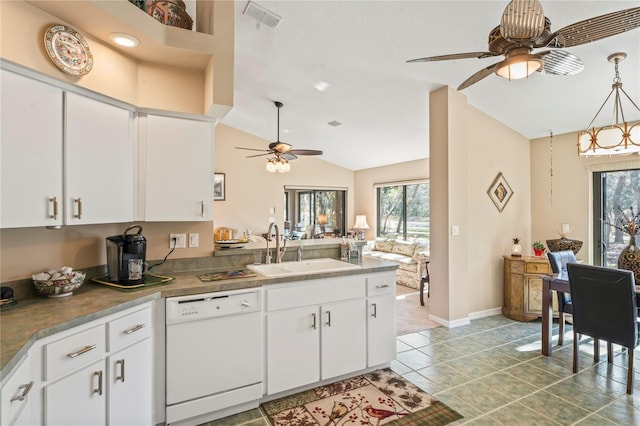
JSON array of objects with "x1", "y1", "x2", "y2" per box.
[
  {"x1": 547, "y1": 250, "x2": 577, "y2": 345},
  {"x1": 567, "y1": 263, "x2": 638, "y2": 394}
]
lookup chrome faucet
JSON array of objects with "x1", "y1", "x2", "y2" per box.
[{"x1": 266, "y1": 222, "x2": 287, "y2": 264}]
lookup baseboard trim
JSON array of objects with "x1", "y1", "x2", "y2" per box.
[
  {"x1": 469, "y1": 307, "x2": 502, "y2": 320},
  {"x1": 429, "y1": 307, "x2": 502, "y2": 328},
  {"x1": 428, "y1": 314, "x2": 470, "y2": 329}
]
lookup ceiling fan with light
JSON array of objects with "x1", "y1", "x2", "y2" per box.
[
  {"x1": 236, "y1": 101, "x2": 323, "y2": 172},
  {"x1": 407, "y1": 0, "x2": 640, "y2": 90}
]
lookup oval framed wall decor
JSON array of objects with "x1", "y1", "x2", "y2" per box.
[{"x1": 43, "y1": 24, "x2": 94, "y2": 76}]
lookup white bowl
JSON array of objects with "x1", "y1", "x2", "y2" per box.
[{"x1": 33, "y1": 271, "x2": 86, "y2": 298}]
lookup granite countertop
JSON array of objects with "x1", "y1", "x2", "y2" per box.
[{"x1": 0, "y1": 258, "x2": 396, "y2": 379}]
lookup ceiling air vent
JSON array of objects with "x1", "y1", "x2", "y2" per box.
[{"x1": 243, "y1": 1, "x2": 281, "y2": 29}]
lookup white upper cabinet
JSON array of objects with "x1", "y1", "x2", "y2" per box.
[
  {"x1": 1, "y1": 70, "x2": 63, "y2": 228},
  {"x1": 0, "y1": 70, "x2": 134, "y2": 228},
  {"x1": 140, "y1": 114, "x2": 214, "y2": 221},
  {"x1": 65, "y1": 92, "x2": 134, "y2": 225}
]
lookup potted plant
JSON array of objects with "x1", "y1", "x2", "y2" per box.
[
  {"x1": 532, "y1": 241, "x2": 545, "y2": 257},
  {"x1": 511, "y1": 237, "x2": 522, "y2": 257}
]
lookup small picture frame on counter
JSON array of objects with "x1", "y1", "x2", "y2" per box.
[{"x1": 213, "y1": 173, "x2": 225, "y2": 201}]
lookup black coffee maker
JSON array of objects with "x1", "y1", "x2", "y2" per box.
[{"x1": 106, "y1": 225, "x2": 147, "y2": 285}]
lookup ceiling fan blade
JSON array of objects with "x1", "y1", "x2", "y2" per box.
[
  {"x1": 457, "y1": 62, "x2": 499, "y2": 91},
  {"x1": 553, "y1": 7, "x2": 640, "y2": 48},
  {"x1": 534, "y1": 50, "x2": 584, "y2": 75},
  {"x1": 407, "y1": 52, "x2": 494, "y2": 63},
  {"x1": 288, "y1": 149, "x2": 323, "y2": 156},
  {"x1": 246, "y1": 152, "x2": 272, "y2": 158},
  {"x1": 281, "y1": 153, "x2": 298, "y2": 161},
  {"x1": 235, "y1": 146, "x2": 271, "y2": 152},
  {"x1": 500, "y1": 0, "x2": 545, "y2": 40}
]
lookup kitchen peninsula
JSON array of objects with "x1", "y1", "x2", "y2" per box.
[{"x1": 0, "y1": 256, "x2": 396, "y2": 426}]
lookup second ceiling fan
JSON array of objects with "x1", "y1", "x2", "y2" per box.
[
  {"x1": 407, "y1": 0, "x2": 640, "y2": 90},
  {"x1": 236, "y1": 101, "x2": 323, "y2": 161}
]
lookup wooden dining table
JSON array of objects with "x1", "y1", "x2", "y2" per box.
[
  {"x1": 541, "y1": 273, "x2": 568, "y2": 356},
  {"x1": 541, "y1": 271, "x2": 640, "y2": 356}
]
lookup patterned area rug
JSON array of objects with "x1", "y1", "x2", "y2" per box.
[{"x1": 261, "y1": 369, "x2": 462, "y2": 426}]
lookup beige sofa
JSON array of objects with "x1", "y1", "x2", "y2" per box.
[{"x1": 363, "y1": 239, "x2": 430, "y2": 289}]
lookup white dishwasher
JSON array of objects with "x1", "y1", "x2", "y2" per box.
[{"x1": 165, "y1": 288, "x2": 263, "y2": 426}]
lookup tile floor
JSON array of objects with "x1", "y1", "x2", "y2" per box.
[{"x1": 201, "y1": 315, "x2": 640, "y2": 425}]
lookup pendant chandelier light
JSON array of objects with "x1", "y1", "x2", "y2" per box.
[{"x1": 577, "y1": 52, "x2": 640, "y2": 157}]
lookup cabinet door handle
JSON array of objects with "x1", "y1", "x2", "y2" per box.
[
  {"x1": 93, "y1": 370, "x2": 103, "y2": 395},
  {"x1": 201, "y1": 200, "x2": 205, "y2": 217},
  {"x1": 372, "y1": 303, "x2": 377, "y2": 318},
  {"x1": 311, "y1": 313, "x2": 317, "y2": 330},
  {"x1": 48, "y1": 197, "x2": 58, "y2": 219},
  {"x1": 376, "y1": 284, "x2": 390, "y2": 289},
  {"x1": 326, "y1": 310, "x2": 331, "y2": 327},
  {"x1": 73, "y1": 197, "x2": 82, "y2": 219},
  {"x1": 115, "y1": 359, "x2": 125, "y2": 382},
  {"x1": 67, "y1": 344, "x2": 96, "y2": 358},
  {"x1": 10, "y1": 381, "x2": 34, "y2": 402},
  {"x1": 123, "y1": 323, "x2": 145, "y2": 334}
]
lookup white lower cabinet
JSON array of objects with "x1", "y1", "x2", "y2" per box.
[
  {"x1": 367, "y1": 273, "x2": 397, "y2": 367},
  {"x1": 5, "y1": 303, "x2": 155, "y2": 426},
  {"x1": 108, "y1": 338, "x2": 153, "y2": 426},
  {"x1": 321, "y1": 299, "x2": 367, "y2": 379},
  {"x1": 44, "y1": 359, "x2": 106, "y2": 425},
  {"x1": 265, "y1": 276, "x2": 373, "y2": 396},
  {"x1": 0, "y1": 354, "x2": 34, "y2": 426},
  {"x1": 266, "y1": 305, "x2": 320, "y2": 394}
]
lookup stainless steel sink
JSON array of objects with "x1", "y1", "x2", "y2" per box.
[{"x1": 247, "y1": 258, "x2": 360, "y2": 278}]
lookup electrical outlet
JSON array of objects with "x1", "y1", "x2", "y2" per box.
[
  {"x1": 169, "y1": 233, "x2": 187, "y2": 248},
  {"x1": 189, "y1": 233, "x2": 199, "y2": 248}
]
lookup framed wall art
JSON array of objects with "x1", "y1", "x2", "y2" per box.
[
  {"x1": 213, "y1": 173, "x2": 225, "y2": 201},
  {"x1": 487, "y1": 172, "x2": 513, "y2": 212}
]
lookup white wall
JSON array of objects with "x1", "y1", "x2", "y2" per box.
[{"x1": 429, "y1": 87, "x2": 531, "y2": 325}]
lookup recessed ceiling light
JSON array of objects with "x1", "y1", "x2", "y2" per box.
[
  {"x1": 328, "y1": 121, "x2": 342, "y2": 127},
  {"x1": 109, "y1": 33, "x2": 139, "y2": 48},
  {"x1": 314, "y1": 81, "x2": 330, "y2": 91}
]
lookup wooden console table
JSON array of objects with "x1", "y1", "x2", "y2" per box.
[{"x1": 503, "y1": 255, "x2": 557, "y2": 321}]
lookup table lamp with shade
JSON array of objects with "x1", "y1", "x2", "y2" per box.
[
  {"x1": 353, "y1": 215, "x2": 369, "y2": 240},
  {"x1": 317, "y1": 214, "x2": 328, "y2": 235}
]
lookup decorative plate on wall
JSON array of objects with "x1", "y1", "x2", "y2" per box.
[{"x1": 44, "y1": 24, "x2": 94, "y2": 76}]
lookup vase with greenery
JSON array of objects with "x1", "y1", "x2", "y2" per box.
[
  {"x1": 604, "y1": 206, "x2": 640, "y2": 279},
  {"x1": 532, "y1": 241, "x2": 545, "y2": 257}
]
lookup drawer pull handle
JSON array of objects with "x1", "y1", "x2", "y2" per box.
[
  {"x1": 376, "y1": 284, "x2": 390, "y2": 289},
  {"x1": 67, "y1": 344, "x2": 96, "y2": 358},
  {"x1": 311, "y1": 313, "x2": 317, "y2": 330},
  {"x1": 116, "y1": 359, "x2": 125, "y2": 382},
  {"x1": 123, "y1": 323, "x2": 146, "y2": 334},
  {"x1": 326, "y1": 310, "x2": 332, "y2": 327},
  {"x1": 93, "y1": 370, "x2": 103, "y2": 395},
  {"x1": 73, "y1": 197, "x2": 82, "y2": 219},
  {"x1": 48, "y1": 197, "x2": 58, "y2": 220},
  {"x1": 10, "y1": 381, "x2": 34, "y2": 402}
]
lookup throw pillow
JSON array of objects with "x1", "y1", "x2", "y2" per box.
[{"x1": 392, "y1": 240, "x2": 417, "y2": 256}]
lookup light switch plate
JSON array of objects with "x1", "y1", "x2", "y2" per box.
[
  {"x1": 189, "y1": 233, "x2": 199, "y2": 248},
  {"x1": 451, "y1": 225, "x2": 460, "y2": 236}
]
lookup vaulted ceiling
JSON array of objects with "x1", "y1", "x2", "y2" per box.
[{"x1": 221, "y1": 1, "x2": 640, "y2": 171}]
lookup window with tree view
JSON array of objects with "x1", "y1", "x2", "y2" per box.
[
  {"x1": 593, "y1": 168, "x2": 640, "y2": 268},
  {"x1": 376, "y1": 181, "x2": 429, "y2": 243}
]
